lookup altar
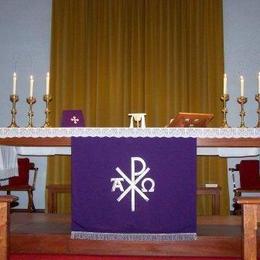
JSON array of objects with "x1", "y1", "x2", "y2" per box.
[
  {"x1": 1, "y1": 127, "x2": 260, "y2": 214},
  {"x1": 1, "y1": 127, "x2": 260, "y2": 258}
]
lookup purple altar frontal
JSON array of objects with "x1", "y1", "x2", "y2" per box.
[{"x1": 71, "y1": 137, "x2": 197, "y2": 241}]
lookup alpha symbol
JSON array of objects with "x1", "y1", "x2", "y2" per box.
[{"x1": 111, "y1": 157, "x2": 155, "y2": 212}]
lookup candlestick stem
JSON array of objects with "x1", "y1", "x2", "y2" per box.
[
  {"x1": 220, "y1": 94, "x2": 230, "y2": 128},
  {"x1": 26, "y1": 96, "x2": 36, "y2": 128},
  {"x1": 255, "y1": 94, "x2": 260, "y2": 127},
  {"x1": 42, "y1": 94, "x2": 52, "y2": 127},
  {"x1": 8, "y1": 95, "x2": 19, "y2": 128},
  {"x1": 237, "y1": 96, "x2": 247, "y2": 128}
]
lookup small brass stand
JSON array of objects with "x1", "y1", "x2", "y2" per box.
[
  {"x1": 220, "y1": 94, "x2": 230, "y2": 128},
  {"x1": 26, "y1": 96, "x2": 36, "y2": 128},
  {"x1": 42, "y1": 94, "x2": 52, "y2": 128},
  {"x1": 256, "y1": 94, "x2": 260, "y2": 127},
  {"x1": 237, "y1": 96, "x2": 247, "y2": 128},
  {"x1": 8, "y1": 95, "x2": 19, "y2": 128}
]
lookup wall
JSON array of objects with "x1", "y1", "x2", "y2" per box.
[
  {"x1": 0, "y1": 0, "x2": 52, "y2": 209},
  {"x1": 223, "y1": 0, "x2": 260, "y2": 209}
]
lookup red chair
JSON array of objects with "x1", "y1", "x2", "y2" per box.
[
  {"x1": 0, "y1": 158, "x2": 38, "y2": 212},
  {"x1": 231, "y1": 160, "x2": 260, "y2": 214}
]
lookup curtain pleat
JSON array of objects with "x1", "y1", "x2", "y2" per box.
[{"x1": 48, "y1": 0, "x2": 228, "y2": 215}]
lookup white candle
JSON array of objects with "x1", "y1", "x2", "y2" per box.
[
  {"x1": 240, "y1": 75, "x2": 244, "y2": 97},
  {"x1": 258, "y1": 72, "x2": 260, "y2": 94},
  {"x1": 223, "y1": 73, "x2": 227, "y2": 95},
  {"x1": 29, "y1": 75, "x2": 34, "y2": 97},
  {"x1": 46, "y1": 72, "x2": 50, "y2": 95},
  {"x1": 12, "y1": 72, "x2": 17, "y2": 95}
]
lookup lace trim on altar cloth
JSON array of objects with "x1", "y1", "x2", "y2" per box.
[
  {"x1": 0, "y1": 127, "x2": 260, "y2": 138},
  {"x1": 71, "y1": 231, "x2": 197, "y2": 241}
]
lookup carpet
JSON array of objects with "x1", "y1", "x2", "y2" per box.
[{"x1": 10, "y1": 255, "x2": 242, "y2": 260}]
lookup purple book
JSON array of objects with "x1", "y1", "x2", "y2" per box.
[{"x1": 61, "y1": 110, "x2": 85, "y2": 127}]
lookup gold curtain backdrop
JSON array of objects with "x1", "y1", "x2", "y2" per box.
[{"x1": 48, "y1": 0, "x2": 228, "y2": 215}]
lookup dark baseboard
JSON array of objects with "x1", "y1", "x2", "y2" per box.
[{"x1": 10, "y1": 208, "x2": 45, "y2": 213}]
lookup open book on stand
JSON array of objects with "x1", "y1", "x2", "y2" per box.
[{"x1": 167, "y1": 112, "x2": 214, "y2": 127}]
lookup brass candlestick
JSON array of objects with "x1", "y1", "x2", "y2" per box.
[
  {"x1": 237, "y1": 96, "x2": 247, "y2": 128},
  {"x1": 26, "y1": 96, "x2": 36, "y2": 128},
  {"x1": 8, "y1": 94, "x2": 19, "y2": 128},
  {"x1": 42, "y1": 94, "x2": 52, "y2": 127},
  {"x1": 256, "y1": 94, "x2": 260, "y2": 127},
  {"x1": 220, "y1": 94, "x2": 230, "y2": 128}
]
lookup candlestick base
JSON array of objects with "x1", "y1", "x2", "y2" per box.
[
  {"x1": 255, "y1": 94, "x2": 260, "y2": 128},
  {"x1": 8, "y1": 95, "x2": 19, "y2": 128},
  {"x1": 9, "y1": 122, "x2": 19, "y2": 128}
]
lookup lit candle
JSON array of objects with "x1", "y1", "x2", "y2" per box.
[
  {"x1": 240, "y1": 75, "x2": 244, "y2": 97},
  {"x1": 223, "y1": 73, "x2": 227, "y2": 95},
  {"x1": 29, "y1": 75, "x2": 34, "y2": 97},
  {"x1": 12, "y1": 72, "x2": 17, "y2": 95},
  {"x1": 46, "y1": 72, "x2": 50, "y2": 95},
  {"x1": 258, "y1": 72, "x2": 260, "y2": 94}
]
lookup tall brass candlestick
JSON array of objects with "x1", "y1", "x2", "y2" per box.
[
  {"x1": 220, "y1": 94, "x2": 230, "y2": 128},
  {"x1": 237, "y1": 96, "x2": 247, "y2": 128},
  {"x1": 42, "y1": 94, "x2": 52, "y2": 127},
  {"x1": 26, "y1": 96, "x2": 36, "y2": 128},
  {"x1": 256, "y1": 94, "x2": 260, "y2": 127},
  {"x1": 8, "y1": 94, "x2": 19, "y2": 128}
]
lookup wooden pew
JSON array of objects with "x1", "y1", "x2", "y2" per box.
[
  {"x1": 0, "y1": 196, "x2": 17, "y2": 260},
  {"x1": 237, "y1": 197, "x2": 260, "y2": 260}
]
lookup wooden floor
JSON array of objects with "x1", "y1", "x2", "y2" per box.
[{"x1": 9, "y1": 213, "x2": 258, "y2": 257}]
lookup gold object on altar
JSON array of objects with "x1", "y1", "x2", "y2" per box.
[
  {"x1": 255, "y1": 94, "x2": 260, "y2": 128},
  {"x1": 237, "y1": 96, "x2": 247, "y2": 128},
  {"x1": 8, "y1": 94, "x2": 19, "y2": 128},
  {"x1": 26, "y1": 96, "x2": 36, "y2": 128},
  {"x1": 42, "y1": 94, "x2": 52, "y2": 128},
  {"x1": 220, "y1": 94, "x2": 230, "y2": 128}
]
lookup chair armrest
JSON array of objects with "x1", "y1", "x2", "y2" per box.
[
  {"x1": 0, "y1": 195, "x2": 18, "y2": 203},
  {"x1": 235, "y1": 188, "x2": 260, "y2": 193}
]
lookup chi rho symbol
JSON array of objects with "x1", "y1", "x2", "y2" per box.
[{"x1": 111, "y1": 157, "x2": 155, "y2": 212}]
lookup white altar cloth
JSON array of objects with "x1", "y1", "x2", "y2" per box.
[
  {"x1": 0, "y1": 127, "x2": 259, "y2": 158},
  {"x1": 0, "y1": 127, "x2": 259, "y2": 138}
]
